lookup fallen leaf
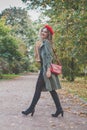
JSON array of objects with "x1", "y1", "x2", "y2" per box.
[{"x1": 79, "y1": 112, "x2": 87, "y2": 117}]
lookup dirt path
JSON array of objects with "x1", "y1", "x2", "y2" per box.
[{"x1": 0, "y1": 74, "x2": 87, "y2": 130}]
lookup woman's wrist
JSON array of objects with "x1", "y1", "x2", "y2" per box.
[
  {"x1": 47, "y1": 67, "x2": 50, "y2": 71},
  {"x1": 46, "y1": 68, "x2": 51, "y2": 78}
]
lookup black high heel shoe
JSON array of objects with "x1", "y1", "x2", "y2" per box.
[
  {"x1": 22, "y1": 109, "x2": 35, "y2": 116},
  {"x1": 52, "y1": 110, "x2": 64, "y2": 117}
]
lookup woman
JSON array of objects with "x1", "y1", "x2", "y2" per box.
[{"x1": 22, "y1": 25, "x2": 63, "y2": 117}]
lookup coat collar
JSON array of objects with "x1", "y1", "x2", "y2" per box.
[{"x1": 40, "y1": 39, "x2": 48, "y2": 48}]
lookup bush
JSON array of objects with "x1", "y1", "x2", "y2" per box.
[
  {"x1": 28, "y1": 62, "x2": 39, "y2": 72},
  {"x1": 0, "y1": 58, "x2": 10, "y2": 74}
]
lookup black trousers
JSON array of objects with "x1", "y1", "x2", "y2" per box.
[{"x1": 29, "y1": 69, "x2": 62, "y2": 111}]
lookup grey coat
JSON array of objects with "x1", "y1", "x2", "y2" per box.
[{"x1": 39, "y1": 39, "x2": 61, "y2": 91}]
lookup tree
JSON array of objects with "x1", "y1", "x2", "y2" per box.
[
  {"x1": 0, "y1": 18, "x2": 29, "y2": 74},
  {"x1": 0, "y1": 7, "x2": 36, "y2": 61},
  {"x1": 22, "y1": 0, "x2": 87, "y2": 81}
]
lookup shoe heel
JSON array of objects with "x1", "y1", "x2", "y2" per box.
[
  {"x1": 52, "y1": 110, "x2": 64, "y2": 117},
  {"x1": 31, "y1": 109, "x2": 35, "y2": 116},
  {"x1": 61, "y1": 111, "x2": 64, "y2": 117}
]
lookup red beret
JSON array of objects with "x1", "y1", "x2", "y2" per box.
[{"x1": 44, "y1": 25, "x2": 54, "y2": 35}]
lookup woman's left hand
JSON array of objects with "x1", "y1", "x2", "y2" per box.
[{"x1": 46, "y1": 68, "x2": 51, "y2": 78}]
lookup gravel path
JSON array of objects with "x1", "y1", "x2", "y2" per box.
[{"x1": 0, "y1": 74, "x2": 87, "y2": 130}]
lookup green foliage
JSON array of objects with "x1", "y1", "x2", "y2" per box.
[
  {"x1": 29, "y1": 62, "x2": 40, "y2": 72},
  {"x1": 0, "y1": 7, "x2": 36, "y2": 60},
  {"x1": 22, "y1": 0, "x2": 87, "y2": 81},
  {"x1": 0, "y1": 18, "x2": 10, "y2": 36},
  {"x1": 0, "y1": 74, "x2": 19, "y2": 79},
  {"x1": 0, "y1": 7, "x2": 39, "y2": 75},
  {"x1": 0, "y1": 58, "x2": 9, "y2": 74},
  {"x1": 0, "y1": 18, "x2": 30, "y2": 75},
  {"x1": 0, "y1": 36, "x2": 22, "y2": 61}
]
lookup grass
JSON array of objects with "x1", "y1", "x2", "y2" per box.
[
  {"x1": 60, "y1": 77, "x2": 87, "y2": 101},
  {"x1": 0, "y1": 74, "x2": 20, "y2": 79}
]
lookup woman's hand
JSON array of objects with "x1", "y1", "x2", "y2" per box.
[
  {"x1": 46, "y1": 68, "x2": 51, "y2": 78},
  {"x1": 35, "y1": 59, "x2": 41, "y2": 62}
]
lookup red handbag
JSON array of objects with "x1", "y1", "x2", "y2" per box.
[
  {"x1": 50, "y1": 63, "x2": 62, "y2": 75},
  {"x1": 50, "y1": 47, "x2": 62, "y2": 75}
]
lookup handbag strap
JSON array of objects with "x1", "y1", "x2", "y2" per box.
[{"x1": 52, "y1": 47, "x2": 62, "y2": 65}]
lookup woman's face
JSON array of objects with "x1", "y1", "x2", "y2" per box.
[{"x1": 41, "y1": 28, "x2": 48, "y2": 39}]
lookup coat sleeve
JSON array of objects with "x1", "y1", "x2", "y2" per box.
[
  {"x1": 34, "y1": 41, "x2": 41, "y2": 62},
  {"x1": 44, "y1": 40, "x2": 53, "y2": 69}
]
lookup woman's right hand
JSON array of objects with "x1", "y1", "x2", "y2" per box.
[
  {"x1": 46, "y1": 68, "x2": 51, "y2": 78},
  {"x1": 35, "y1": 59, "x2": 40, "y2": 62}
]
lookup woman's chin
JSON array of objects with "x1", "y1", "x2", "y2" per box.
[{"x1": 41, "y1": 36, "x2": 46, "y2": 39}]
